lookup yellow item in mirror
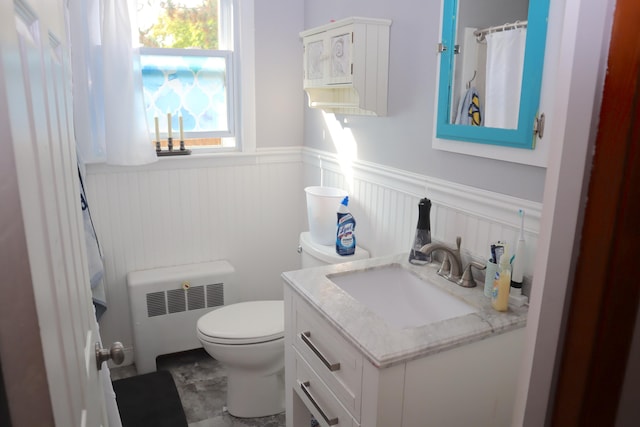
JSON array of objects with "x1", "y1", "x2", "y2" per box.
[{"x1": 469, "y1": 93, "x2": 482, "y2": 126}]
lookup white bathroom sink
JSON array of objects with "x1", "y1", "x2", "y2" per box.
[{"x1": 328, "y1": 264, "x2": 478, "y2": 329}]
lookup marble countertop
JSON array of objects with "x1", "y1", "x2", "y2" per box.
[{"x1": 282, "y1": 253, "x2": 528, "y2": 368}]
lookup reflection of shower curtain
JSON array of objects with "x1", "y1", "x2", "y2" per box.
[{"x1": 484, "y1": 28, "x2": 527, "y2": 129}]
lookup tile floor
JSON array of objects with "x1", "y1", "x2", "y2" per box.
[{"x1": 110, "y1": 349, "x2": 286, "y2": 427}]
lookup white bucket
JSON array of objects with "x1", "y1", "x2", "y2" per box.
[{"x1": 304, "y1": 186, "x2": 348, "y2": 245}]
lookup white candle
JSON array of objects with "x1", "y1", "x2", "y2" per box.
[
  {"x1": 167, "y1": 112, "x2": 172, "y2": 138},
  {"x1": 154, "y1": 116, "x2": 160, "y2": 141},
  {"x1": 179, "y1": 114, "x2": 184, "y2": 141}
]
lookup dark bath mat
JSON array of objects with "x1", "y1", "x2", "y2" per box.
[{"x1": 112, "y1": 370, "x2": 188, "y2": 427}]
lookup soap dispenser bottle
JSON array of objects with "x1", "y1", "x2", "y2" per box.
[
  {"x1": 491, "y1": 253, "x2": 511, "y2": 312},
  {"x1": 336, "y1": 196, "x2": 356, "y2": 256},
  {"x1": 409, "y1": 198, "x2": 432, "y2": 264}
]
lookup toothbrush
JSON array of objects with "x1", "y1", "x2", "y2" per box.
[{"x1": 511, "y1": 209, "x2": 526, "y2": 289}]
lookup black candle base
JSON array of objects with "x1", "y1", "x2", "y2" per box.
[{"x1": 157, "y1": 149, "x2": 192, "y2": 156}]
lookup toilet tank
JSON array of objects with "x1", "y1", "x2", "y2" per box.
[{"x1": 299, "y1": 231, "x2": 370, "y2": 268}]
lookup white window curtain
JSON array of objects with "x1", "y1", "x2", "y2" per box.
[{"x1": 69, "y1": 0, "x2": 156, "y2": 165}]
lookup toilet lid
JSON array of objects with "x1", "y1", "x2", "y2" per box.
[{"x1": 197, "y1": 300, "x2": 284, "y2": 345}]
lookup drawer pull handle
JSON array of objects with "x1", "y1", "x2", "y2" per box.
[
  {"x1": 299, "y1": 380, "x2": 339, "y2": 426},
  {"x1": 301, "y1": 331, "x2": 341, "y2": 371}
]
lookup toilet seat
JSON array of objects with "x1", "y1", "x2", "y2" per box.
[{"x1": 197, "y1": 300, "x2": 284, "y2": 345}]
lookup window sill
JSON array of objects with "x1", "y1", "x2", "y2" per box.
[{"x1": 85, "y1": 147, "x2": 303, "y2": 175}]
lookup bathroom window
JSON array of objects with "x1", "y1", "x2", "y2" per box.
[{"x1": 136, "y1": 0, "x2": 239, "y2": 150}]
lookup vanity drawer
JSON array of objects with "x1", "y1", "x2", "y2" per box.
[
  {"x1": 293, "y1": 296, "x2": 363, "y2": 420},
  {"x1": 294, "y1": 349, "x2": 358, "y2": 427}
]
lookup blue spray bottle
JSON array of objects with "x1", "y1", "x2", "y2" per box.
[{"x1": 336, "y1": 196, "x2": 356, "y2": 256}]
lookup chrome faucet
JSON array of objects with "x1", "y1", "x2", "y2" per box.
[{"x1": 419, "y1": 236, "x2": 463, "y2": 282}]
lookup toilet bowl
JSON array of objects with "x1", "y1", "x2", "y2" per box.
[
  {"x1": 197, "y1": 300, "x2": 285, "y2": 418},
  {"x1": 196, "y1": 232, "x2": 369, "y2": 418}
]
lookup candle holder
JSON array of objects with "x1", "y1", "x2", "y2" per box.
[{"x1": 156, "y1": 138, "x2": 192, "y2": 156}]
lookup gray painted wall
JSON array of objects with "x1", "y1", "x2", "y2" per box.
[
  {"x1": 301, "y1": 0, "x2": 546, "y2": 202},
  {"x1": 255, "y1": 0, "x2": 305, "y2": 148}
]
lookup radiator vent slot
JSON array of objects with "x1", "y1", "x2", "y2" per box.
[
  {"x1": 145, "y1": 283, "x2": 225, "y2": 317},
  {"x1": 207, "y1": 283, "x2": 224, "y2": 307},
  {"x1": 167, "y1": 289, "x2": 186, "y2": 314},
  {"x1": 188, "y1": 285, "x2": 205, "y2": 311},
  {"x1": 146, "y1": 292, "x2": 167, "y2": 317}
]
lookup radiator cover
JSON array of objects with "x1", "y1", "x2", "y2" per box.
[{"x1": 127, "y1": 260, "x2": 234, "y2": 374}]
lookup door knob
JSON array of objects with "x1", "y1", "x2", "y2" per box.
[{"x1": 95, "y1": 342, "x2": 125, "y2": 370}]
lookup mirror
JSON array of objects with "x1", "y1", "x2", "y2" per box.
[{"x1": 436, "y1": 0, "x2": 550, "y2": 149}]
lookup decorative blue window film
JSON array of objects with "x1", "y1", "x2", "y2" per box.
[{"x1": 140, "y1": 52, "x2": 231, "y2": 137}]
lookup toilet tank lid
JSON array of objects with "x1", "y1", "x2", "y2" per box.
[{"x1": 299, "y1": 231, "x2": 370, "y2": 264}]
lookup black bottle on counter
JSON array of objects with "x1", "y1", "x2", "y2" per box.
[{"x1": 409, "y1": 198, "x2": 432, "y2": 264}]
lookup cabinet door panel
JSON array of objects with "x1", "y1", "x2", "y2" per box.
[
  {"x1": 306, "y1": 39, "x2": 325, "y2": 81},
  {"x1": 329, "y1": 31, "x2": 352, "y2": 83}
]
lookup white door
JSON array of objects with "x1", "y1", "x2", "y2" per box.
[{"x1": 0, "y1": 0, "x2": 116, "y2": 425}]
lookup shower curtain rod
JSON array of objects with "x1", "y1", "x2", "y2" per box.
[{"x1": 474, "y1": 20, "x2": 527, "y2": 42}]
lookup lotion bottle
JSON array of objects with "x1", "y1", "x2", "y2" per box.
[
  {"x1": 491, "y1": 253, "x2": 511, "y2": 312},
  {"x1": 409, "y1": 198, "x2": 432, "y2": 264}
]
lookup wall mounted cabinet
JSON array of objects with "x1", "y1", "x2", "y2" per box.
[{"x1": 301, "y1": 17, "x2": 391, "y2": 116}]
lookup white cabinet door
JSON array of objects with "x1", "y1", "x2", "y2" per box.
[
  {"x1": 327, "y1": 29, "x2": 352, "y2": 84},
  {"x1": 303, "y1": 26, "x2": 353, "y2": 87},
  {"x1": 0, "y1": 0, "x2": 115, "y2": 425}
]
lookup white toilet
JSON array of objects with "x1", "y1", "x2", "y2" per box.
[{"x1": 196, "y1": 232, "x2": 369, "y2": 418}]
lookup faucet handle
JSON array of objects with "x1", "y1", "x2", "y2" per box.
[
  {"x1": 437, "y1": 254, "x2": 452, "y2": 278},
  {"x1": 457, "y1": 261, "x2": 486, "y2": 288},
  {"x1": 438, "y1": 237, "x2": 461, "y2": 279}
]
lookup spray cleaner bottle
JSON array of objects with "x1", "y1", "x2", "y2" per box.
[{"x1": 336, "y1": 196, "x2": 356, "y2": 256}]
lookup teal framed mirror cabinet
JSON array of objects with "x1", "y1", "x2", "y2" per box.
[{"x1": 435, "y1": 0, "x2": 550, "y2": 150}]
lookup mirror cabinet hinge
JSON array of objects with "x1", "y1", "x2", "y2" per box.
[
  {"x1": 534, "y1": 113, "x2": 546, "y2": 139},
  {"x1": 437, "y1": 43, "x2": 447, "y2": 53},
  {"x1": 454, "y1": 44, "x2": 460, "y2": 54}
]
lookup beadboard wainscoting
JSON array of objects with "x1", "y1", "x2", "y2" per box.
[
  {"x1": 86, "y1": 149, "x2": 306, "y2": 365},
  {"x1": 301, "y1": 148, "x2": 541, "y2": 277},
  {"x1": 87, "y1": 147, "x2": 541, "y2": 367}
]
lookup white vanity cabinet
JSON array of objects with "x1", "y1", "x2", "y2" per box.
[
  {"x1": 284, "y1": 271, "x2": 527, "y2": 427},
  {"x1": 285, "y1": 288, "x2": 405, "y2": 427},
  {"x1": 300, "y1": 17, "x2": 391, "y2": 116}
]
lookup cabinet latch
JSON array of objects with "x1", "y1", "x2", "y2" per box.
[
  {"x1": 534, "y1": 113, "x2": 545, "y2": 139},
  {"x1": 437, "y1": 43, "x2": 459, "y2": 54}
]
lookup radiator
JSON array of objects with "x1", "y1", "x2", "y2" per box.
[{"x1": 126, "y1": 260, "x2": 235, "y2": 374}]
